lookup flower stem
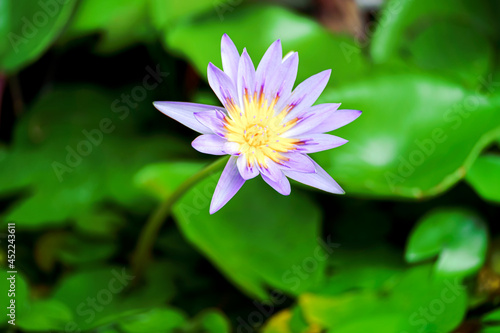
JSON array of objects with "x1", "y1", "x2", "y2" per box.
[{"x1": 131, "y1": 156, "x2": 229, "y2": 277}]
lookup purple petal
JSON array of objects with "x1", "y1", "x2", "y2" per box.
[
  {"x1": 274, "y1": 52, "x2": 299, "y2": 112},
  {"x1": 223, "y1": 141, "x2": 241, "y2": 155},
  {"x1": 237, "y1": 48, "x2": 256, "y2": 108},
  {"x1": 282, "y1": 69, "x2": 331, "y2": 120},
  {"x1": 262, "y1": 173, "x2": 291, "y2": 195},
  {"x1": 284, "y1": 157, "x2": 344, "y2": 194},
  {"x1": 221, "y1": 34, "x2": 239, "y2": 85},
  {"x1": 310, "y1": 109, "x2": 362, "y2": 133},
  {"x1": 192, "y1": 134, "x2": 227, "y2": 155},
  {"x1": 153, "y1": 101, "x2": 225, "y2": 134},
  {"x1": 282, "y1": 103, "x2": 341, "y2": 138},
  {"x1": 258, "y1": 159, "x2": 283, "y2": 183},
  {"x1": 236, "y1": 154, "x2": 259, "y2": 180},
  {"x1": 278, "y1": 152, "x2": 315, "y2": 173},
  {"x1": 255, "y1": 40, "x2": 282, "y2": 102},
  {"x1": 210, "y1": 156, "x2": 245, "y2": 214},
  {"x1": 207, "y1": 63, "x2": 238, "y2": 109},
  {"x1": 296, "y1": 134, "x2": 348, "y2": 153},
  {"x1": 194, "y1": 110, "x2": 227, "y2": 137}
]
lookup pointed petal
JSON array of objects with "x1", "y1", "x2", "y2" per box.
[
  {"x1": 274, "y1": 52, "x2": 299, "y2": 112},
  {"x1": 193, "y1": 110, "x2": 227, "y2": 137},
  {"x1": 258, "y1": 159, "x2": 283, "y2": 183},
  {"x1": 192, "y1": 134, "x2": 227, "y2": 155},
  {"x1": 284, "y1": 157, "x2": 344, "y2": 194},
  {"x1": 310, "y1": 109, "x2": 362, "y2": 133},
  {"x1": 255, "y1": 40, "x2": 282, "y2": 102},
  {"x1": 278, "y1": 152, "x2": 315, "y2": 173},
  {"x1": 153, "y1": 101, "x2": 225, "y2": 134},
  {"x1": 237, "y1": 48, "x2": 256, "y2": 108},
  {"x1": 237, "y1": 154, "x2": 259, "y2": 180},
  {"x1": 221, "y1": 34, "x2": 239, "y2": 85},
  {"x1": 296, "y1": 134, "x2": 348, "y2": 153},
  {"x1": 210, "y1": 156, "x2": 245, "y2": 214},
  {"x1": 262, "y1": 173, "x2": 291, "y2": 195},
  {"x1": 282, "y1": 103, "x2": 341, "y2": 138},
  {"x1": 207, "y1": 63, "x2": 238, "y2": 109},
  {"x1": 282, "y1": 69, "x2": 331, "y2": 120}
]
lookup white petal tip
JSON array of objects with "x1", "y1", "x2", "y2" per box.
[
  {"x1": 152, "y1": 101, "x2": 163, "y2": 109},
  {"x1": 209, "y1": 203, "x2": 222, "y2": 214},
  {"x1": 350, "y1": 109, "x2": 362, "y2": 117},
  {"x1": 330, "y1": 184, "x2": 345, "y2": 194}
]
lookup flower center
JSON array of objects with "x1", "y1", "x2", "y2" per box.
[
  {"x1": 223, "y1": 92, "x2": 300, "y2": 167},
  {"x1": 243, "y1": 123, "x2": 271, "y2": 146}
]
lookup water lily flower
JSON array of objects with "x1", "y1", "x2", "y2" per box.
[{"x1": 154, "y1": 34, "x2": 361, "y2": 214}]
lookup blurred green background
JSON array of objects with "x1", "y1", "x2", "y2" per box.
[{"x1": 0, "y1": 0, "x2": 500, "y2": 332}]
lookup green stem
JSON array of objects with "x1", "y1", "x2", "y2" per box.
[{"x1": 131, "y1": 156, "x2": 229, "y2": 276}]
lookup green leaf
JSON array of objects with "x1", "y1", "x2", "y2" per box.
[
  {"x1": 149, "y1": 0, "x2": 217, "y2": 31},
  {"x1": 119, "y1": 307, "x2": 187, "y2": 333},
  {"x1": 192, "y1": 309, "x2": 231, "y2": 333},
  {"x1": 58, "y1": 234, "x2": 117, "y2": 266},
  {"x1": 389, "y1": 265, "x2": 467, "y2": 333},
  {"x1": 484, "y1": 307, "x2": 500, "y2": 322},
  {"x1": 311, "y1": 246, "x2": 403, "y2": 295},
  {"x1": 315, "y1": 71, "x2": 500, "y2": 198},
  {"x1": 96, "y1": 329, "x2": 121, "y2": 333},
  {"x1": 299, "y1": 265, "x2": 467, "y2": 333},
  {"x1": 0, "y1": 0, "x2": 76, "y2": 73},
  {"x1": 405, "y1": 208, "x2": 488, "y2": 278},
  {"x1": 172, "y1": 173, "x2": 325, "y2": 298},
  {"x1": 75, "y1": 209, "x2": 125, "y2": 236},
  {"x1": 134, "y1": 161, "x2": 205, "y2": 201},
  {"x1": 0, "y1": 87, "x2": 186, "y2": 229},
  {"x1": 61, "y1": 0, "x2": 154, "y2": 53},
  {"x1": 50, "y1": 263, "x2": 176, "y2": 331},
  {"x1": 482, "y1": 327, "x2": 500, "y2": 333},
  {"x1": 404, "y1": 20, "x2": 493, "y2": 85},
  {"x1": 299, "y1": 291, "x2": 395, "y2": 331},
  {"x1": 165, "y1": 4, "x2": 367, "y2": 85},
  {"x1": 370, "y1": 0, "x2": 496, "y2": 80},
  {"x1": 466, "y1": 154, "x2": 500, "y2": 203},
  {"x1": 0, "y1": 273, "x2": 71, "y2": 331},
  {"x1": 17, "y1": 299, "x2": 73, "y2": 331}
]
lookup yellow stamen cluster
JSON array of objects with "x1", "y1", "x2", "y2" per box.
[{"x1": 223, "y1": 91, "x2": 300, "y2": 167}]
